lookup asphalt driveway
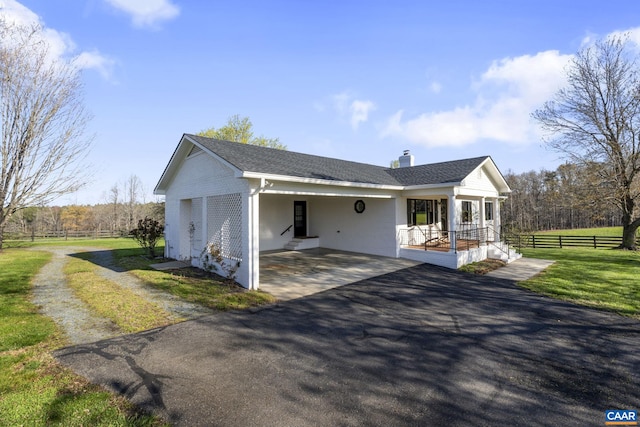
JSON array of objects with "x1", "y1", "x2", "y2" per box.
[{"x1": 55, "y1": 264, "x2": 640, "y2": 426}]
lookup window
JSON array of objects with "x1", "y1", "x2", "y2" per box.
[
  {"x1": 461, "y1": 201, "x2": 473, "y2": 223},
  {"x1": 485, "y1": 201, "x2": 494, "y2": 221},
  {"x1": 407, "y1": 199, "x2": 435, "y2": 226}
]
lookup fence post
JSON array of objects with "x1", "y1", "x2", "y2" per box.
[
  {"x1": 532, "y1": 235, "x2": 536, "y2": 248},
  {"x1": 559, "y1": 235, "x2": 562, "y2": 248},
  {"x1": 593, "y1": 236, "x2": 597, "y2": 249}
]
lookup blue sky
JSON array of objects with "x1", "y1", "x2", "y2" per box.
[{"x1": 1, "y1": 0, "x2": 639, "y2": 205}]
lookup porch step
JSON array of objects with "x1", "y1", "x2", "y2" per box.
[
  {"x1": 285, "y1": 237, "x2": 320, "y2": 251},
  {"x1": 488, "y1": 243, "x2": 522, "y2": 264}
]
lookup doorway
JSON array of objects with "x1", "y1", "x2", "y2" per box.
[{"x1": 293, "y1": 201, "x2": 307, "y2": 237}]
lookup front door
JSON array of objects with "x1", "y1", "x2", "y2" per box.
[{"x1": 293, "y1": 201, "x2": 307, "y2": 237}]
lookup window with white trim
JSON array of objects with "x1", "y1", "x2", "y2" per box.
[
  {"x1": 485, "y1": 201, "x2": 494, "y2": 221},
  {"x1": 461, "y1": 201, "x2": 473, "y2": 223},
  {"x1": 407, "y1": 199, "x2": 435, "y2": 226}
]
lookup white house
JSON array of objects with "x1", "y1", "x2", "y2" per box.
[{"x1": 154, "y1": 134, "x2": 518, "y2": 290}]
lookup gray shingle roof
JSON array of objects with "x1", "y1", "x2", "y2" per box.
[
  {"x1": 385, "y1": 156, "x2": 489, "y2": 186},
  {"x1": 186, "y1": 134, "x2": 489, "y2": 187}
]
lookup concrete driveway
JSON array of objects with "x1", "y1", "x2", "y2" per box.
[
  {"x1": 55, "y1": 264, "x2": 640, "y2": 427},
  {"x1": 259, "y1": 248, "x2": 421, "y2": 300}
]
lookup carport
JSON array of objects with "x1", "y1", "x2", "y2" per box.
[{"x1": 258, "y1": 248, "x2": 421, "y2": 300}]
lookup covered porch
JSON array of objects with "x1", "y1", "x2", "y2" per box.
[
  {"x1": 258, "y1": 192, "x2": 399, "y2": 258},
  {"x1": 397, "y1": 225, "x2": 518, "y2": 269}
]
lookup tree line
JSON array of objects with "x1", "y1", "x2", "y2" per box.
[
  {"x1": 501, "y1": 162, "x2": 625, "y2": 233},
  {"x1": 4, "y1": 174, "x2": 163, "y2": 239},
  {"x1": 4, "y1": 201, "x2": 164, "y2": 240}
]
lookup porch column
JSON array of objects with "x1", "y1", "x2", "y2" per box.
[
  {"x1": 479, "y1": 197, "x2": 486, "y2": 229},
  {"x1": 245, "y1": 189, "x2": 260, "y2": 290},
  {"x1": 494, "y1": 197, "x2": 501, "y2": 239},
  {"x1": 201, "y1": 196, "x2": 208, "y2": 247},
  {"x1": 178, "y1": 199, "x2": 192, "y2": 261},
  {"x1": 448, "y1": 195, "x2": 456, "y2": 251}
]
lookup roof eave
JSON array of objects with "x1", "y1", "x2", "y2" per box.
[
  {"x1": 402, "y1": 181, "x2": 462, "y2": 190},
  {"x1": 240, "y1": 171, "x2": 404, "y2": 190}
]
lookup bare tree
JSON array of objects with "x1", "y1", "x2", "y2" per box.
[
  {"x1": 109, "y1": 183, "x2": 120, "y2": 231},
  {"x1": 533, "y1": 35, "x2": 640, "y2": 249},
  {"x1": 124, "y1": 175, "x2": 143, "y2": 230},
  {"x1": 0, "y1": 22, "x2": 92, "y2": 250}
]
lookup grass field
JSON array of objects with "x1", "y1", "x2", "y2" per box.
[
  {"x1": 519, "y1": 247, "x2": 640, "y2": 318},
  {"x1": 0, "y1": 247, "x2": 164, "y2": 426},
  {"x1": 461, "y1": 227, "x2": 640, "y2": 318},
  {"x1": 535, "y1": 226, "x2": 624, "y2": 237},
  {"x1": 0, "y1": 238, "x2": 275, "y2": 426},
  {"x1": 5, "y1": 237, "x2": 144, "y2": 250},
  {"x1": 515, "y1": 227, "x2": 640, "y2": 318}
]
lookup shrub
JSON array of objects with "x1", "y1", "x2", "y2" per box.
[{"x1": 130, "y1": 217, "x2": 164, "y2": 258}]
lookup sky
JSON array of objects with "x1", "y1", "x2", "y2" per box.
[{"x1": 1, "y1": 0, "x2": 640, "y2": 205}]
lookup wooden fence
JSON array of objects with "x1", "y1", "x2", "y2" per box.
[
  {"x1": 6, "y1": 230, "x2": 128, "y2": 240},
  {"x1": 512, "y1": 234, "x2": 640, "y2": 249}
]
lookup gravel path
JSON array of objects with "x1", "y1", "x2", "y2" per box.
[
  {"x1": 31, "y1": 247, "x2": 213, "y2": 346},
  {"x1": 88, "y1": 249, "x2": 214, "y2": 320},
  {"x1": 32, "y1": 247, "x2": 120, "y2": 345}
]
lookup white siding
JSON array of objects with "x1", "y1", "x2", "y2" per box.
[
  {"x1": 259, "y1": 194, "x2": 300, "y2": 251},
  {"x1": 311, "y1": 197, "x2": 397, "y2": 257},
  {"x1": 163, "y1": 151, "x2": 251, "y2": 287},
  {"x1": 260, "y1": 195, "x2": 398, "y2": 257},
  {"x1": 460, "y1": 165, "x2": 501, "y2": 196}
]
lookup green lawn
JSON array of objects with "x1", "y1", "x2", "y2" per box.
[
  {"x1": 4, "y1": 237, "x2": 143, "y2": 250},
  {"x1": 0, "y1": 248, "x2": 163, "y2": 426},
  {"x1": 0, "y1": 238, "x2": 275, "y2": 425},
  {"x1": 535, "y1": 226, "x2": 624, "y2": 237},
  {"x1": 520, "y1": 246, "x2": 640, "y2": 318},
  {"x1": 112, "y1": 246, "x2": 276, "y2": 311}
]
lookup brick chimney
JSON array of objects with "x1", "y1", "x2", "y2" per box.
[{"x1": 398, "y1": 150, "x2": 414, "y2": 168}]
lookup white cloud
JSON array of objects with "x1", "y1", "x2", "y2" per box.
[
  {"x1": 0, "y1": 0, "x2": 75, "y2": 59},
  {"x1": 329, "y1": 91, "x2": 376, "y2": 130},
  {"x1": 74, "y1": 50, "x2": 117, "y2": 80},
  {"x1": 0, "y1": 0, "x2": 115, "y2": 80},
  {"x1": 104, "y1": 0, "x2": 180, "y2": 28},
  {"x1": 381, "y1": 50, "x2": 572, "y2": 147},
  {"x1": 0, "y1": 0, "x2": 37, "y2": 25}
]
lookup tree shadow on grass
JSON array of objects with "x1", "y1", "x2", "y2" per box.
[{"x1": 67, "y1": 247, "x2": 162, "y2": 273}]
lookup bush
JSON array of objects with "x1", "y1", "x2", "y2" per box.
[{"x1": 129, "y1": 217, "x2": 164, "y2": 258}]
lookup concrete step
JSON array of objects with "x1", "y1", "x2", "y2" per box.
[
  {"x1": 488, "y1": 243, "x2": 522, "y2": 264},
  {"x1": 284, "y1": 237, "x2": 320, "y2": 251}
]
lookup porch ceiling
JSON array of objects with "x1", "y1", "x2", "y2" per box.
[{"x1": 259, "y1": 248, "x2": 421, "y2": 301}]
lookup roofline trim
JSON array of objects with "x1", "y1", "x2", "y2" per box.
[
  {"x1": 241, "y1": 171, "x2": 405, "y2": 190},
  {"x1": 402, "y1": 181, "x2": 463, "y2": 190}
]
